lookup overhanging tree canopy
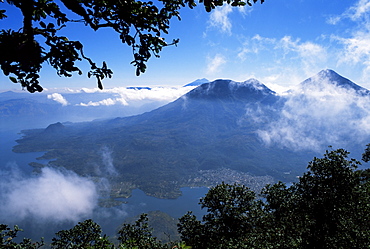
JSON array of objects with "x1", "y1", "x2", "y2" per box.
[{"x1": 0, "y1": 0, "x2": 264, "y2": 92}]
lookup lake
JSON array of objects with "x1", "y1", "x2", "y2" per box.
[{"x1": 0, "y1": 130, "x2": 208, "y2": 241}]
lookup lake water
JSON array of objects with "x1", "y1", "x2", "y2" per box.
[{"x1": 0, "y1": 130, "x2": 208, "y2": 241}]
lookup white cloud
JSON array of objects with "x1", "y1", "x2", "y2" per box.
[
  {"x1": 108, "y1": 87, "x2": 194, "y2": 102},
  {"x1": 237, "y1": 35, "x2": 328, "y2": 84},
  {"x1": 99, "y1": 146, "x2": 118, "y2": 176},
  {"x1": 47, "y1": 93, "x2": 68, "y2": 106},
  {"x1": 238, "y1": 35, "x2": 327, "y2": 66},
  {"x1": 325, "y1": 0, "x2": 370, "y2": 82},
  {"x1": 328, "y1": 0, "x2": 370, "y2": 24},
  {"x1": 79, "y1": 97, "x2": 123, "y2": 107},
  {"x1": 206, "y1": 54, "x2": 226, "y2": 74},
  {"x1": 0, "y1": 166, "x2": 97, "y2": 223},
  {"x1": 333, "y1": 29, "x2": 370, "y2": 79},
  {"x1": 209, "y1": 5, "x2": 233, "y2": 34},
  {"x1": 350, "y1": 0, "x2": 370, "y2": 20},
  {"x1": 289, "y1": 38, "x2": 326, "y2": 75},
  {"x1": 77, "y1": 86, "x2": 196, "y2": 107},
  {"x1": 277, "y1": 36, "x2": 327, "y2": 67},
  {"x1": 237, "y1": 5, "x2": 253, "y2": 16},
  {"x1": 256, "y1": 76, "x2": 370, "y2": 151},
  {"x1": 327, "y1": 15, "x2": 341, "y2": 25},
  {"x1": 237, "y1": 35, "x2": 276, "y2": 61},
  {"x1": 44, "y1": 88, "x2": 82, "y2": 93},
  {"x1": 262, "y1": 77, "x2": 291, "y2": 94}
]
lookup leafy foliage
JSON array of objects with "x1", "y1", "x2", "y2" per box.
[
  {"x1": 260, "y1": 148, "x2": 370, "y2": 248},
  {"x1": 178, "y1": 182, "x2": 264, "y2": 248},
  {"x1": 123, "y1": 210, "x2": 181, "y2": 243},
  {"x1": 0, "y1": 0, "x2": 264, "y2": 91},
  {"x1": 179, "y1": 148, "x2": 370, "y2": 248},
  {"x1": 117, "y1": 213, "x2": 168, "y2": 249},
  {"x1": 0, "y1": 224, "x2": 44, "y2": 249},
  {"x1": 51, "y1": 219, "x2": 113, "y2": 248},
  {"x1": 363, "y1": 143, "x2": 370, "y2": 162}
]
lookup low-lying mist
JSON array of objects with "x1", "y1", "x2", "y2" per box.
[
  {"x1": 256, "y1": 77, "x2": 370, "y2": 152},
  {"x1": 0, "y1": 148, "x2": 130, "y2": 241},
  {"x1": 0, "y1": 163, "x2": 97, "y2": 223}
]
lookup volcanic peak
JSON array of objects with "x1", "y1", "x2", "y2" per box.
[
  {"x1": 300, "y1": 69, "x2": 369, "y2": 94},
  {"x1": 186, "y1": 79, "x2": 275, "y2": 101}
]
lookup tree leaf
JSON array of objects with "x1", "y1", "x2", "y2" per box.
[
  {"x1": 9, "y1": 76, "x2": 17, "y2": 83},
  {"x1": 39, "y1": 21, "x2": 46, "y2": 28}
]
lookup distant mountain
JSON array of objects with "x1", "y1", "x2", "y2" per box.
[
  {"x1": 0, "y1": 91, "x2": 28, "y2": 101},
  {"x1": 184, "y1": 78, "x2": 209, "y2": 87},
  {"x1": 12, "y1": 70, "x2": 370, "y2": 199},
  {"x1": 0, "y1": 87, "x2": 186, "y2": 131},
  {"x1": 295, "y1": 69, "x2": 370, "y2": 95},
  {"x1": 0, "y1": 98, "x2": 57, "y2": 117},
  {"x1": 0, "y1": 98, "x2": 66, "y2": 131}
]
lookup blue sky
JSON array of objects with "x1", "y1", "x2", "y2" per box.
[{"x1": 2, "y1": 0, "x2": 370, "y2": 92}]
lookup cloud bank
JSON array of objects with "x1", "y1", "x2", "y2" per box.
[
  {"x1": 256, "y1": 77, "x2": 370, "y2": 151},
  {"x1": 0, "y1": 165, "x2": 98, "y2": 223},
  {"x1": 76, "y1": 86, "x2": 195, "y2": 107}
]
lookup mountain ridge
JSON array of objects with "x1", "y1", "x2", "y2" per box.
[
  {"x1": 186, "y1": 79, "x2": 276, "y2": 100},
  {"x1": 12, "y1": 69, "x2": 370, "y2": 198}
]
